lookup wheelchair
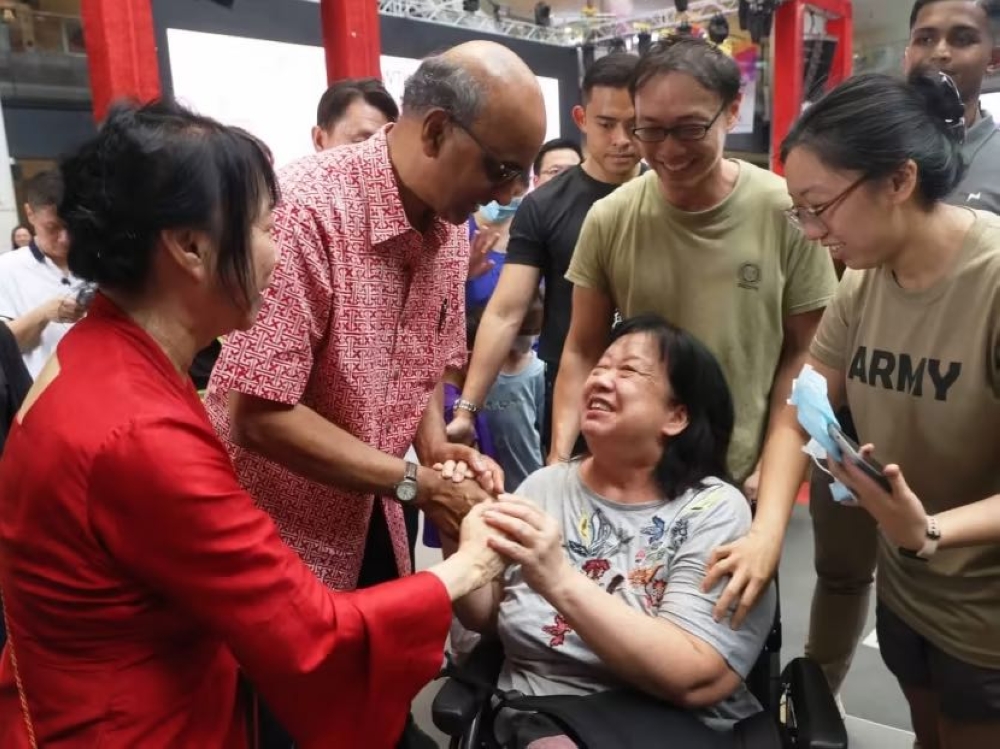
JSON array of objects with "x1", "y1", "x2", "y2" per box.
[{"x1": 431, "y1": 590, "x2": 848, "y2": 749}]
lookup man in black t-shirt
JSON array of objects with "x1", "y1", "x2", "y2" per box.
[{"x1": 448, "y1": 53, "x2": 643, "y2": 452}]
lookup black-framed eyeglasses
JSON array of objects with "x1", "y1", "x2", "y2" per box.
[
  {"x1": 451, "y1": 118, "x2": 524, "y2": 185},
  {"x1": 784, "y1": 175, "x2": 868, "y2": 234},
  {"x1": 631, "y1": 103, "x2": 728, "y2": 144}
]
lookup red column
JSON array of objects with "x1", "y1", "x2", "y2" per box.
[
  {"x1": 770, "y1": 0, "x2": 804, "y2": 175},
  {"x1": 770, "y1": 0, "x2": 853, "y2": 174},
  {"x1": 81, "y1": 0, "x2": 161, "y2": 123},
  {"x1": 321, "y1": 0, "x2": 383, "y2": 83}
]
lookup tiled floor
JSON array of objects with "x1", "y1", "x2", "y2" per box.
[{"x1": 412, "y1": 505, "x2": 916, "y2": 747}]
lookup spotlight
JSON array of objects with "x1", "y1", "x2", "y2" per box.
[
  {"x1": 208, "y1": 0, "x2": 236, "y2": 6},
  {"x1": 708, "y1": 13, "x2": 730, "y2": 45},
  {"x1": 534, "y1": 1, "x2": 551, "y2": 26},
  {"x1": 673, "y1": 0, "x2": 689, "y2": 12},
  {"x1": 463, "y1": 0, "x2": 480, "y2": 11}
]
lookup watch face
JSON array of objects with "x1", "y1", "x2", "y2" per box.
[{"x1": 396, "y1": 480, "x2": 418, "y2": 504}]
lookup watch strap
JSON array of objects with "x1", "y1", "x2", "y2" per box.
[
  {"x1": 455, "y1": 398, "x2": 479, "y2": 414},
  {"x1": 404, "y1": 461, "x2": 418, "y2": 482},
  {"x1": 898, "y1": 515, "x2": 940, "y2": 561}
]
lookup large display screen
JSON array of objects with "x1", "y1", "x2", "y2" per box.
[{"x1": 166, "y1": 28, "x2": 563, "y2": 169}]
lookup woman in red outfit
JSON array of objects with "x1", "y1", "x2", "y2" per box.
[{"x1": 0, "y1": 100, "x2": 504, "y2": 748}]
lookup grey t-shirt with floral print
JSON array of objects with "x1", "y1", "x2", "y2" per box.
[{"x1": 495, "y1": 460, "x2": 776, "y2": 731}]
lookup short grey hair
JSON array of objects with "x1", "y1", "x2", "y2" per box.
[{"x1": 401, "y1": 55, "x2": 486, "y2": 126}]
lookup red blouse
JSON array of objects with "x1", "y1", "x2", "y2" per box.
[{"x1": 0, "y1": 296, "x2": 452, "y2": 748}]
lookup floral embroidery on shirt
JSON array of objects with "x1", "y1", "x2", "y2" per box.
[
  {"x1": 566, "y1": 508, "x2": 633, "y2": 560},
  {"x1": 582, "y1": 558, "x2": 610, "y2": 581},
  {"x1": 640, "y1": 516, "x2": 666, "y2": 546},
  {"x1": 542, "y1": 613, "x2": 573, "y2": 647}
]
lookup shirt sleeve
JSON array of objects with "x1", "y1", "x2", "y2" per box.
[
  {"x1": 565, "y1": 203, "x2": 610, "y2": 293},
  {"x1": 87, "y1": 414, "x2": 452, "y2": 748},
  {"x1": 212, "y1": 200, "x2": 334, "y2": 405},
  {"x1": 657, "y1": 484, "x2": 776, "y2": 678},
  {"x1": 780, "y1": 229, "x2": 838, "y2": 317},
  {"x1": 505, "y1": 194, "x2": 546, "y2": 269},
  {"x1": 810, "y1": 270, "x2": 863, "y2": 372}
]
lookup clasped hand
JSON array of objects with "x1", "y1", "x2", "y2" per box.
[
  {"x1": 420, "y1": 444, "x2": 503, "y2": 538},
  {"x1": 428, "y1": 459, "x2": 569, "y2": 595},
  {"x1": 480, "y1": 495, "x2": 570, "y2": 596}
]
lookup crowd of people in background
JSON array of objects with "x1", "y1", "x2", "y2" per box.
[{"x1": 0, "y1": 1, "x2": 998, "y2": 749}]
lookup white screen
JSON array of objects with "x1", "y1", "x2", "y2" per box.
[{"x1": 166, "y1": 28, "x2": 563, "y2": 169}]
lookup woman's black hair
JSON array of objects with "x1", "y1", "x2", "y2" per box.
[
  {"x1": 781, "y1": 70, "x2": 967, "y2": 206},
  {"x1": 10, "y1": 224, "x2": 31, "y2": 250},
  {"x1": 60, "y1": 98, "x2": 279, "y2": 303},
  {"x1": 608, "y1": 314, "x2": 734, "y2": 499}
]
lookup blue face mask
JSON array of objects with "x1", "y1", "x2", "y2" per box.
[
  {"x1": 788, "y1": 365, "x2": 855, "y2": 503},
  {"x1": 479, "y1": 196, "x2": 523, "y2": 223}
]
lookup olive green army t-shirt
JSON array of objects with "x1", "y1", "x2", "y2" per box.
[
  {"x1": 812, "y1": 210, "x2": 1000, "y2": 668},
  {"x1": 567, "y1": 163, "x2": 837, "y2": 482}
]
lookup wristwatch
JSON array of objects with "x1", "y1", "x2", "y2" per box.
[
  {"x1": 455, "y1": 399, "x2": 479, "y2": 415},
  {"x1": 394, "y1": 461, "x2": 420, "y2": 504},
  {"x1": 898, "y1": 515, "x2": 941, "y2": 562}
]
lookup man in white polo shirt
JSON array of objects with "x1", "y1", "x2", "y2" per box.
[{"x1": 0, "y1": 170, "x2": 86, "y2": 378}]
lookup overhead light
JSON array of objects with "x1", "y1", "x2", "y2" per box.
[
  {"x1": 708, "y1": 13, "x2": 730, "y2": 44},
  {"x1": 534, "y1": 1, "x2": 551, "y2": 26},
  {"x1": 674, "y1": 0, "x2": 689, "y2": 12}
]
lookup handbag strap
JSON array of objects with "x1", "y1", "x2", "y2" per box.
[{"x1": 0, "y1": 588, "x2": 38, "y2": 749}]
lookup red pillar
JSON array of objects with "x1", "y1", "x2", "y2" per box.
[
  {"x1": 321, "y1": 0, "x2": 383, "y2": 83},
  {"x1": 81, "y1": 0, "x2": 161, "y2": 123},
  {"x1": 770, "y1": 0, "x2": 804, "y2": 175},
  {"x1": 769, "y1": 0, "x2": 853, "y2": 174}
]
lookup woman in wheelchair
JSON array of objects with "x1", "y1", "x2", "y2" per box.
[{"x1": 448, "y1": 315, "x2": 777, "y2": 747}]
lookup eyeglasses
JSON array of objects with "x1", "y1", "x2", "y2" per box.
[
  {"x1": 784, "y1": 176, "x2": 868, "y2": 234},
  {"x1": 451, "y1": 118, "x2": 524, "y2": 185},
  {"x1": 631, "y1": 103, "x2": 728, "y2": 143}
]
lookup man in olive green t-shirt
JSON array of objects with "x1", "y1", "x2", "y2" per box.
[{"x1": 551, "y1": 39, "x2": 836, "y2": 625}]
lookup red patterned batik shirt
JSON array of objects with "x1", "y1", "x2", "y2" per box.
[{"x1": 204, "y1": 128, "x2": 468, "y2": 590}]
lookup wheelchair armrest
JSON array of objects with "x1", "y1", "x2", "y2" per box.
[
  {"x1": 432, "y1": 638, "x2": 506, "y2": 737},
  {"x1": 781, "y1": 657, "x2": 848, "y2": 749}
]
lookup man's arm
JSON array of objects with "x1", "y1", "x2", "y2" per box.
[
  {"x1": 449, "y1": 264, "x2": 542, "y2": 438},
  {"x1": 229, "y1": 393, "x2": 486, "y2": 536},
  {"x1": 548, "y1": 285, "x2": 614, "y2": 462},
  {"x1": 6, "y1": 297, "x2": 81, "y2": 352},
  {"x1": 414, "y1": 382, "x2": 448, "y2": 464}
]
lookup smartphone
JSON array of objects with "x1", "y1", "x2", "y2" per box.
[{"x1": 827, "y1": 423, "x2": 892, "y2": 493}]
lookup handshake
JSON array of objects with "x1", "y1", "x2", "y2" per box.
[
  {"x1": 419, "y1": 447, "x2": 569, "y2": 602},
  {"x1": 412, "y1": 446, "x2": 503, "y2": 540}
]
